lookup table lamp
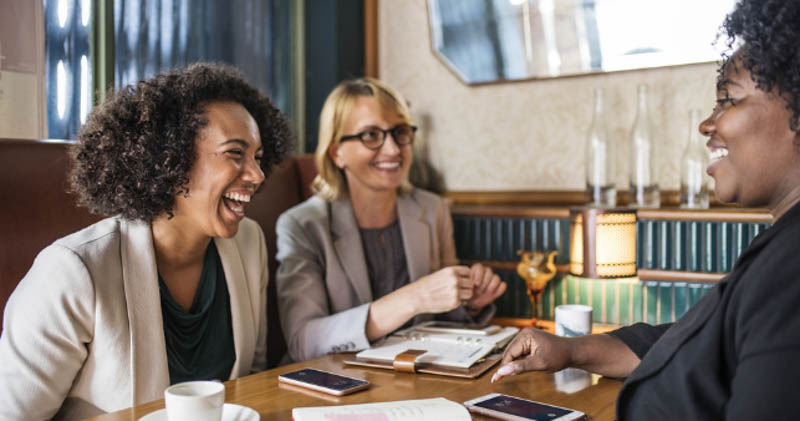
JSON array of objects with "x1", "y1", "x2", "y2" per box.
[{"x1": 569, "y1": 207, "x2": 637, "y2": 278}]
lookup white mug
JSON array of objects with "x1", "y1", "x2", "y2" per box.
[
  {"x1": 164, "y1": 381, "x2": 225, "y2": 421},
  {"x1": 555, "y1": 304, "x2": 592, "y2": 337}
]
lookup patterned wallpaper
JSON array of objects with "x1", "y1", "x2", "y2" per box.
[{"x1": 379, "y1": 0, "x2": 719, "y2": 192}]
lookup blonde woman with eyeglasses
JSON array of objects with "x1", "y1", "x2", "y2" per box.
[{"x1": 275, "y1": 78, "x2": 506, "y2": 362}]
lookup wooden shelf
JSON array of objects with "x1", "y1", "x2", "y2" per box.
[
  {"x1": 447, "y1": 190, "x2": 772, "y2": 223},
  {"x1": 637, "y1": 268, "x2": 725, "y2": 283}
]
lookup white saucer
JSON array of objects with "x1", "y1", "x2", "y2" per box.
[{"x1": 138, "y1": 403, "x2": 259, "y2": 421}]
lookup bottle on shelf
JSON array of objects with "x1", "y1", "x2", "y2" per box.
[
  {"x1": 680, "y1": 109, "x2": 710, "y2": 208},
  {"x1": 585, "y1": 87, "x2": 616, "y2": 207},
  {"x1": 628, "y1": 84, "x2": 660, "y2": 208}
]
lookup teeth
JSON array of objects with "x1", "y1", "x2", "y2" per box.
[
  {"x1": 224, "y1": 192, "x2": 251, "y2": 203},
  {"x1": 374, "y1": 162, "x2": 400, "y2": 169},
  {"x1": 710, "y1": 149, "x2": 729, "y2": 161}
]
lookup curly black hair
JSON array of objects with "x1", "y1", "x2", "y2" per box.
[
  {"x1": 719, "y1": 0, "x2": 800, "y2": 131},
  {"x1": 70, "y1": 62, "x2": 294, "y2": 221}
]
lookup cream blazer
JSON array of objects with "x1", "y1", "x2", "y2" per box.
[
  {"x1": 276, "y1": 188, "x2": 491, "y2": 362},
  {"x1": 0, "y1": 216, "x2": 268, "y2": 420}
]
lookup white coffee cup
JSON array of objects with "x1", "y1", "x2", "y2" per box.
[
  {"x1": 555, "y1": 304, "x2": 592, "y2": 337},
  {"x1": 164, "y1": 381, "x2": 225, "y2": 421}
]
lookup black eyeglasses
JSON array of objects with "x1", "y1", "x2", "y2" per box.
[{"x1": 339, "y1": 124, "x2": 418, "y2": 150}]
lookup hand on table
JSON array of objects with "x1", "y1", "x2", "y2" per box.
[{"x1": 491, "y1": 327, "x2": 572, "y2": 383}]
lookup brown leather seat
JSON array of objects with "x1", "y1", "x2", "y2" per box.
[{"x1": 0, "y1": 138, "x2": 316, "y2": 368}]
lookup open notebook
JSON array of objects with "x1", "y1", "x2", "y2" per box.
[
  {"x1": 292, "y1": 397, "x2": 470, "y2": 421},
  {"x1": 347, "y1": 323, "x2": 519, "y2": 374}
]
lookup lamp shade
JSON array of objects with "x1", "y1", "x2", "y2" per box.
[{"x1": 569, "y1": 207, "x2": 637, "y2": 278}]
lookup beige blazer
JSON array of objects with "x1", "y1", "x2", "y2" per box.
[
  {"x1": 0, "y1": 216, "x2": 268, "y2": 420},
  {"x1": 276, "y1": 188, "x2": 489, "y2": 362}
]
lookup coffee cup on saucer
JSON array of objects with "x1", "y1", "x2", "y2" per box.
[{"x1": 164, "y1": 381, "x2": 225, "y2": 421}]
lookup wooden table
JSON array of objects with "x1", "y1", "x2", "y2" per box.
[{"x1": 90, "y1": 354, "x2": 622, "y2": 420}]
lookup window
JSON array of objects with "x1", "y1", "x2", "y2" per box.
[
  {"x1": 43, "y1": 0, "x2": 294, "y2": 140},
  {"x1": 44, "y1": 0, "x2": 92, "y2": 139}
]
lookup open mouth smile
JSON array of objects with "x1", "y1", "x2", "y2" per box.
[{"x1": 222, "y1": 191, "x2": 251, "y2": 218}]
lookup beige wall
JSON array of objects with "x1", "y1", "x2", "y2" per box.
[{"x1": 378, "y1": 0, "x2": 718, "y2": 192}]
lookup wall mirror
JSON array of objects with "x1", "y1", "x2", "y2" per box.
[{"x1": 428, "y1": 0, "x2": 736, "y2": 84}]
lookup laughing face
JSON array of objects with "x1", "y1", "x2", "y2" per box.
[
  {"x1": 700, "y1": 59, "x2": 800, "y2": 211},
  {"x1": 329, "y1": 96, "x2": 412, "y2": 197},
  {"x1": 171, "y1": 101, "x2": 265, "y2": 239}
]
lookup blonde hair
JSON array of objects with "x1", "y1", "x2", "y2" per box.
[{"x1": 311, "y1": 77, "x2": 414, "y2": 201}]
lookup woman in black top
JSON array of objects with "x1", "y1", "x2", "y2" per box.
[{"x1": 492, "y1": 0, "x2": 800, "y2": 419}]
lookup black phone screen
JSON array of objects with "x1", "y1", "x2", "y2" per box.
[
  {"x1": 474, "y1": 395, "x2": 572, "y2": 420},
  {"x1": 280, "y1": 369, "x2": 367, "y2": 391}
]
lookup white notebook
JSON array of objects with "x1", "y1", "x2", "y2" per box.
[
  {"x1": 355, "y1": 324, "x2": 519, "y2": 369},
  {"x1": 292, "y1": 397, "x2": 471, "y2": 421}
]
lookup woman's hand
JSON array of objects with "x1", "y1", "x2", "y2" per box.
[
  {"x1": 491, "y1": 327, "x2": 573, "y2": 383},
  {"x1": 491, "y1": 329, "x2": 641, "y2": 382},
  {"x1": 413, "y1": 266, "x2": 473, "y2": 314},
  {"x1": 466, "y1": 263, "x2": 506, "y2": 313},
  {"x1": 367, "y1": 266, "x2": 471, "y2": 340}
]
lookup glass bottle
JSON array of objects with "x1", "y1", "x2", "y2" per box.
[
  {"x1": 680, "y1": 109, "x2": 710, "y2": 208},
  {"x1": 585, "y1": 88, "x2": 616, "y2": 207},
  {"x1": 628, "y1": 84, "x2": 660, "y2": 208}
]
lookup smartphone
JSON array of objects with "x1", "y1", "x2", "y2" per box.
[
  {"x1": 464, "y1": 393, "x2": 586, "y2": 421},
  {"x1": 415, "y1": 321, "x2": 501, "y2": 336},
  {"x1": 278, "y1": 368, "x2": 369, "y2": 396}
]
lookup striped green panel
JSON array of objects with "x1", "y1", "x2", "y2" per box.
[
  {"x1": 658, "y1": 221, "x2": 671, "y2": 270},
  {"x1": 733, "y1": 222, "x2": 748, "y2": 265},
  {"x1": 659, "y1": 281, "x2": 673, "y2": 323},
  {"x1": 592, "y1": 278, "x2": 605, "y2": 323},
  {"x1": 645, "y1": 281, "x2": 659, "y2": 324},
  {"x1": 618, "y1": 280, "x2": 630, "y2": 324},
  {"x1": 567, "y1": 275, "x2": 579, "y2": 305},
  {"x1": 673, "y1": 282, "x2": 689, "y2": 320},
  {"x1": 673, "y1": 221, "x2": 686, "y2": 271},
  {"x1": 687, "y1": 221, "x2": 702, "y2": 271},
  {"x1": 688, "y1": 283, "x2": 705, "y2": 307},
  {"x1": 554, "y1": 275, "x2": 565, "y2": 308},
  {"x1": 606, "y1": 280, "x2": 618, "y2": 324},
  {"x1": 702, "y1": 222, "x2": 716, "y2": 272},
  {"x1": 580, "y1": 277, "x2": 591, "y2": 307},
  {"x1": 482, "y1": 218, "x2": 492, "y2": 261},
  {"x1": 717, "y1": 222, "x2": 732, "y2": 273},
  {"x1": 643, "y1": 221, "x2": 656, "y2": 269},
  {"x1": 632, "y1": 282, "x2": 643, "y2": 322},
  {"x1": 471, "y1": 218, "x2": 481, "y2": 260}
]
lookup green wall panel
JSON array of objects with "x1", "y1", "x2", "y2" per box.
[{"x1": 451, "y1": 214, "x2": 766, "y2": 324}]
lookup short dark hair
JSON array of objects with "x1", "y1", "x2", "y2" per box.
[
  {"x1": 719, "y1": 0, "x2": 800, "y2": 131},
  {"x1": 70, "y1": 62, "x2": 293, "y2": 221}
]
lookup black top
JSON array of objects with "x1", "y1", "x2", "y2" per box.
[
  {"x1": 609, "y1": 201, "x2": 800, "y2": 420},
  {"x1": 359, "y1": 219, "x2": 410, "y2": 300},
  {"x1": 159, "y1": 241, "x2": 236, "y2": 384}
]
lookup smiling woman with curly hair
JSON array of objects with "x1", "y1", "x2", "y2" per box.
[
  {"x1": 0, "y1": 62, "x2": 292, "y2": 420},
  {"x1": 71, "y1": 62, "x2": 291, "y2": 221},
  {"x1": 493, "y1": 0, "x2": 800, "y2": 419}
]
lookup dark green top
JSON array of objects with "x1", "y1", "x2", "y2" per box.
[{"x1": 158, "y1": 241, "x2": 235, "y2": 385}]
